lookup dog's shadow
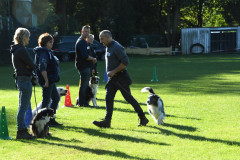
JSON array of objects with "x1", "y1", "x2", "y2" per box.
[
  {"x1": 149, "y1": 126, "x2": 240, "y2": 146},
  {"x1": 166, "y1": 114, "x2": 201, "y2": 121},
  {"x1": 45, "y1": 136, "x2": 82, "y2": 143},
  {"x1": 162, "y1": 122, "x2": 197, "y2": 132}
]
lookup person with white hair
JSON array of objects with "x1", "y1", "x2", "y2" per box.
[{"x1": 10, "y1": 27, "x2": 36, "y2": 139}]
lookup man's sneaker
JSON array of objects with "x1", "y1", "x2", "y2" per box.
[
  {"x1": 92, "y1": 119, "x2": 111, "y2": 128},
  {"x1": 16, "y1": 128, "x2": 36, "y2": 139},
  {"x1": 49, "y1": 118, "x2": 63, "y2": 127},
  {"x1": 138, "y1": 116, "x2": 149, "y2": 127}
]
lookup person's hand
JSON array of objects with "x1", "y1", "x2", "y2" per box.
[
  {"x1": 92, "y1": 69, "x2": 95, "y2": 74},
  {"x1": 107, "y1": 71, "x2": 115, "y2": 78},
  {"x1": 92, "y1": 58, "x2": 97, "y2": 64},
  {"x1": 44, "y1": 80, "x2": 49, "y2": 87}
]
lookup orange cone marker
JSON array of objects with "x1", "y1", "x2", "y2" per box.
[{"x1": 64, "y1": 84, "x2": 73, "y2": 107}]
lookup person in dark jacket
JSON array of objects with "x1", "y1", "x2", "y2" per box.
[
  {"x1": 10, "y1": 27, "x2": 36, "y2": 139},
  {"x1": 75, "y1": 25, "x2": 97, "y2": 106},
  {"x1": 87, "y1": 34, "x2": 98, "y2": 75},
  {"x1": 92, "y1": 30, "x2": 149, "y2": 128},
  {"x1": 34, "y1": 33, "x2": 62, "y2": 126}
]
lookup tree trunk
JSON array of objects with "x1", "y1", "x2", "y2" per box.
[
  {"x1": 166, "y1": 1, "x2": 171, "y2": 46},
  {"x1": 171, "y1": 0, "x2": 181, "y2": 46},
  {"x1": 55, "y1": 0, "x2": 66, "y2": 35},
  {"x1": 197, "y1": 0, "x2": 204, "y2": 27}
]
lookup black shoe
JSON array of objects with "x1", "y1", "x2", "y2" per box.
[
  {"x1": 138, "y1": 116, "x2": 149, "y2": 127},
  {"x1": 49, "y1": 118, "x2": 63, "y2": 127},
  {"x1": 16, "y1": 128, "x2": 36, "y2": 139},
  {"x1": 92, "y1": 119, "x2": 111, "y2": 128}
]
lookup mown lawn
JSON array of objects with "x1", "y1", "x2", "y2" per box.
[{"x1": 0, "y1": 54, "x2": 240, "y2": 160}]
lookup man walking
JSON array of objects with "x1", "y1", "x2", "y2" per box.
[{"x1": 92, "y1": 30, "x2": 149, "y2": 128}]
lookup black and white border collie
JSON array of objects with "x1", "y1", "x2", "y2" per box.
[
  {"x1": 141, "y1": 87, "x2": 165, "y2": 125},
  {"x1": 76, "y1": 76, "x2": 100, "y2": 107},
  {"x1": 30, "y1": 108, "x2": 54, "y2": 138},
  {"x1": 32, "y1": 87, "x2": 68, "y2": 117},
  {"x1": 86, "y1": 76, "x2": 100, "y2": 107}
]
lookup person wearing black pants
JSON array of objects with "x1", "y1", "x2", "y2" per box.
[
  {"x1": 75, "y1": 25, "x2": 97, "y2": 107},
  {"x1": 92, "y1": 30, "x2": 148, "y2": 128}
]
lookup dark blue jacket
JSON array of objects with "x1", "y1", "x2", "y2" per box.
[
  {"x1": 34, "y1": 47, "x2": 60, "y2": 86},
  {"x1": 75, "y1": 37, "x2": 92, "y2": 71}
]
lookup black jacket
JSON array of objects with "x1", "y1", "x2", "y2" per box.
[
  {"x1": 75, "y1": 37, "x2": 92, "y2": 71},
  {"x1": 10, "y1": 44, "x2": 35, "y2": 77}
]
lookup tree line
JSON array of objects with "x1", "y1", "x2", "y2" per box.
[{"x1": 1, "y1": 0, "x2": 240, "y2": 46}]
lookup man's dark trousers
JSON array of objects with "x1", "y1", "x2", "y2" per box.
[
  {"x1": 105, "y1": 78, "x2": 145, "y2": 120},
  {"x1": 78, "y1": 67, "x2": 91, "y2": 106}
]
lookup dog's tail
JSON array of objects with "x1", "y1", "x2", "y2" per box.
[{"x1": 141, "y1": 87, "x2": 155, "y2": 94}]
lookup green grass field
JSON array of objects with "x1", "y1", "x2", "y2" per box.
[{"x1": 0, "y1": 54, "x2": 240, "y2": 160}]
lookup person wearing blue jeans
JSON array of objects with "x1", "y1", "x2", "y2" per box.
[
  {"x1": 75, "y1": 25, "x2": 97, "y2": 106},
  {"x1": 42, "y1": 83, "x2": 60, "y2": 115},
  {"x1": 10, "y1": 27, "x2": 36, "y2": 139},
  {"x1": 17, "y1": 80, "x2": 32, "y2": 129},
  {"x1": 34, "y1": 33, "x2": 62, "y2": 126}
]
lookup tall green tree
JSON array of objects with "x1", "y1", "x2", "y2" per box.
[{"x1": 218, "y1": 0, "x2": 240, "y2": 26}]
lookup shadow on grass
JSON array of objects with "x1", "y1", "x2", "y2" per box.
[
  {"x1": 166, "y1": 114, "x2": 201, "y2": 121},
  {"x1": 150, "y1": 126, "x2": 240, "y2": 146},
  {"x1": 58, "y1": 125, "x2": 169, "y2": 146},
  {"x1": 22, "y1": 139, "x2": 156, "y2": 160},
  {"x1": 93, "y1": 106, "x2": 201, "y2": 122},
  {"x1": 94, "y1": 106, "x2": 149, "y2": 115},
  {"x1": 163, "y1": 123, "x2": 197, "y2": 132},
  {"x1": 97, "y1": 98, "x2": 146, "y2": 106},
  {"x1": 45, "y1": 136, "x2": 83, "y2": 143},
  {"x1": 114, "y1": 122, "x2": 197, "y2": 135}
]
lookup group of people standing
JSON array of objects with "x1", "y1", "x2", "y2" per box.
[
  {"x1": 11, "y1": 25, "x2": 149, "y2": 140},
  {"x1": 11, "y1": 28, "x2": 62, "y2": 139}
]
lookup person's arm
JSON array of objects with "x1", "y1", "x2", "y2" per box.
[
  {"x1": 107, "y1": 63, "x2": 126, "y2": 78},
  {"x1": 108, "y1": 45, "x2": 129, "y2": 78},
  {"x1": 38, "y1": 50, "x2": 49, "y2": 87},
  {"x1": 87, "y1": 56, "x2": 97, "y2": 64},
  {"x1": 21, "y1": 48, "x2": 35, "y2": 71},
  {"x1": 41, "y1": 71, "x2": 49, "y2": 87},
  {"x1": 78, "y1": 40, "x2": 97, "y2": 63}
]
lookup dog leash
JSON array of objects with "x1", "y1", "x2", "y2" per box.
[{"x1": 33, "y1": 85, "x2": 39, "y2": 115}]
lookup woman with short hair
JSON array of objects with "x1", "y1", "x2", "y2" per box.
[
  {"x1": 34, "y1": 33, "x2": 62, "y2": 126},
  {"x1": 10, "y1": 27, "x2": 36, "y2": 139}
]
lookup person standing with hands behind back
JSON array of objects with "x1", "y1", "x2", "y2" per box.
[
  {"x1": 10, "y1": 27, "x2": 36, "y2": 139},
  {"x1": 34, "y1": 33, "x2": 62, "y2": 126},
  {"x1": 75, "y1": 25, "x2": 97, "y2": 107},
  {"x1": 87, "y1": 34, "x2": 98, "y2": 75},
  {"x1": 92, "y1": 30, "x2": 149, "y2": 128}
]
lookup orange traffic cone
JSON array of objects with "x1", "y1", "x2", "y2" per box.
[
  {"x1": 66, "y1": 84, "x2": 70, "y2": 96},
  {"x1": 64, "y1": 84, "x2": 73, "y2": 107}
]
